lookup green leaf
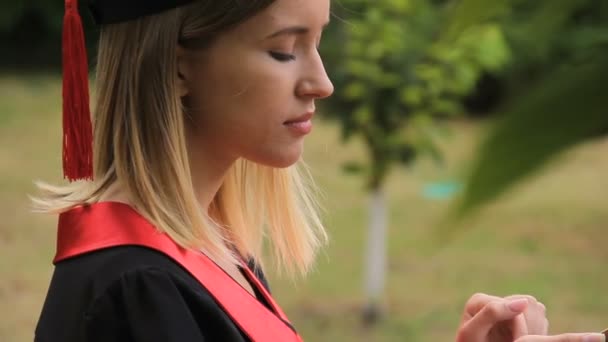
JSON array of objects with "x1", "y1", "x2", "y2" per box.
[
  {"x1": 431, "y1": 99, "x2": 461, "y2": 116},
  {"x1": 443, "y1": 0, "x2": 511, "y2": 41},
  {"x1": 473, "y1": 25, "x2": 511, "y2": 71},
  {"x1": 453, "y1": 61, "x2": 608, "y2": 219},
  {"x1": 353, "y1": 105, "x2": 372, "y2": 126},
  {"x1": 343, "y1": 82, "x2": 367, "y2": 100},
  {"x1": 366, "y1": 40, "x2": 386, "y2": 60},
  {"x1": 387, "y1": 0, "x2": 413, "y2": 15},
  {"x1": 410, "y1": 113, "x2": 445, "y2": 165},
  {"x1": 400, "y1": 86, "x2": 424, "y2": 106}
]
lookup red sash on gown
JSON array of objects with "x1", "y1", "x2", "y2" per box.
[{"x1": 53, "y1": 202, "x2": 303, "y2": 342}]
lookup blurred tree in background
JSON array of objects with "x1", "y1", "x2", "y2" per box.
[
  {"x1": 495, "y1": 0, "x2": 608, "y2": 87},
  {"x1": 320, "y1": 0, "x2": 510, "y2": 323}
]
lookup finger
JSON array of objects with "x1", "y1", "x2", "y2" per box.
[
  {"x1": 505, "y1": 294, "x2": 538, "y2": 303},
  {"x1": 502, "y1": 296, "x2": 538, "y2": 338},
  {"x1": 524, "y1": 303, "x2": 549, "y2": 335},
  {"x1": 460, "y1": 298, "x2": 529, "y2": 340},
  {"x1": 462, "y1": 293, "x2": 502, "y2": 322},
  {"x1": 523, "y1": 299, "x2": 548, "y2": 335},
  {"x1": 463, "y1": 293, "x2": 538, "y2": 320},
  {"x1": 504, "y1": 294, "x2": 548, "y2": 335},
  {"x1": 509, "y1": 312, "x2": 529, "y2": 339},
  {"x1": 515, "y1": 333, "x2": 606, "y2": 342}
]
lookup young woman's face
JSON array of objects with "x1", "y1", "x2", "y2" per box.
[{"x1": 180, "y1": 0, "x2": 333, "y2": 169}]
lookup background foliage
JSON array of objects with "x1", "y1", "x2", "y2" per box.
[
  {"x1": 442, "y1": 0, "x2": 608, "y2": 218},
  {"x1": 323, "y1": 0, "x2": 510, "y2": 190}
]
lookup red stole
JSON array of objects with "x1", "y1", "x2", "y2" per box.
[{"x1": 54, "y1": 202, "x2": 302, "y2": 342}]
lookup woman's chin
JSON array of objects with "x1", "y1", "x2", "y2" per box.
[{"x1": 246, "y1": 150, "x2": 303, "y2": 169}]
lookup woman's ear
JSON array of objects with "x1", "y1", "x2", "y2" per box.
[{"x1": 176, "y1": 45, "x2": 191, "y2": 97}]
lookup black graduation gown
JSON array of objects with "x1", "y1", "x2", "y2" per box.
[{"x1": 35, "y1": 245, "x2": 288, "y2": 342}]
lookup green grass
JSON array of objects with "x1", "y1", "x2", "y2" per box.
[{"x1": 1, "y1": 74, "x2": 607, "y2": 341}]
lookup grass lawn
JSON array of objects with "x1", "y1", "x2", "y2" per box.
[{"x1": 1, "y1": 74, "x2": 606, "y2": 341}]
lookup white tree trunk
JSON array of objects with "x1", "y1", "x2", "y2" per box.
[{"x1": 363, "y1": 187, "x2": 387, "y2": 323}]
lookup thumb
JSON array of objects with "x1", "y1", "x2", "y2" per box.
[
  {"x1": 460, "y1": 298, "x2": 529, "y2": 341},
  {"x1": 515, "y1": 333, "x2": 606, "y2": 342}
]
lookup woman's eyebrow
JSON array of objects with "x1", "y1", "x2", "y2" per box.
[{"x1": 265, "y1": 21, "x2": 330, "y2": 39}]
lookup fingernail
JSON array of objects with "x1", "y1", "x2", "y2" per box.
[
  {"x1": 538, "y1": 301, "x2": 546, "y2": 311},
  {"x1": 583, "y1": 333, "x2": 605, "y2": 342},
  {"x1": 507, "y1": 298, "x2": 528, "y2": 312}
]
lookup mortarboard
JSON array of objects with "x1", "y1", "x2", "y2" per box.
[
  {"x1": 62, "y1": 0, "x2": 195, "y2": 181},
  {"x1": 88, "y1": 0, "x2": 197, "y2": 25}
]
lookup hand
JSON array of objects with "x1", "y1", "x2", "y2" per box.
[{"x1": 456, "y1": 293, "x2": 548, "y2": 342}]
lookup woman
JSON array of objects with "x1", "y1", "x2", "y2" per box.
[{"x1": 34, "y1": 0, "x2": 605, "y2": 341}]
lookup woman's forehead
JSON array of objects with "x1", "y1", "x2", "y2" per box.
[{"x1": 234, "y1": 0, "x2": 330, "y2": 39}]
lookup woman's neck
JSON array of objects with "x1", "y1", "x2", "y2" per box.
[{"x1": 96, "y1": 180, "x2": 132, "y2": 205}]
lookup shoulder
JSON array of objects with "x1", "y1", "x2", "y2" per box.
[
  {"x1": 52, "y1": 246, "x2": 206, "y2": 302},
  {"x1": 77, "y1": 249, "x2": 250, "y2": 341},
  {"x1": 38, "y1": 247, "x2": 247, "y2": 341},
  {"x1": 62, "y1": 245, "x2": 190, "y2": 275}
]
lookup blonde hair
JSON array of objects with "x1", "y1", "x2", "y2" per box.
[{"x1": 33, "y1": 1, "x2": 327, "y2": 276}]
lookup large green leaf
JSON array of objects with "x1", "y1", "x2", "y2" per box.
[{"x1": 452, "y1": 60, "x2": 608, "y2": 219}]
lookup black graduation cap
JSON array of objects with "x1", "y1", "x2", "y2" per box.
[
  {"x1": 62, "y1": 0, "x2": 195, "y2": 181},
  {"x1": 88, "y1": 0, "x2": 196, "y2": 25}
]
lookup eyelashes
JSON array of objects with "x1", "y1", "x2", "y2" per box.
[
  {"x1": 268, "y1": 47, "x2": 322, "y2": 63},
  {"x1": 269, "y1": 51, "x2": 296, "y2": 62}
]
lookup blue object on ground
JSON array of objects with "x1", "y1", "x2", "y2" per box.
[{"x1": 423, "y1": 181, "x2": 463, "y2": 200}]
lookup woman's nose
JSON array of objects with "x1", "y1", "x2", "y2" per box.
[{"x1": 296, "y1": 54, "x2": 334, "y2": 100}]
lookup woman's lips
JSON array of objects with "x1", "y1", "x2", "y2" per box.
[
  {"x1": 284, "y1": 112, "x2": 314, "y2": 125},
  {"x1": 284, "y1": 112, "x2": 314, "y2": 135},
  {"x1": 284, "y1": 119, "x2": 313, "y2": 135}
]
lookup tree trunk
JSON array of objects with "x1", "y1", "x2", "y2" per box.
[{"x1": 362, "y1": 187, "x2": 387, "y2": 325}]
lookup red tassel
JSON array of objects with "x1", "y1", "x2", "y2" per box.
[{"x1": 62, "y1": 0, "x2": 93, "y2": 181}]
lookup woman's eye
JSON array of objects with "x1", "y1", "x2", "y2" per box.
[{"x1": 269, "y1": 51, "x2": 296, "y2": 62}]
